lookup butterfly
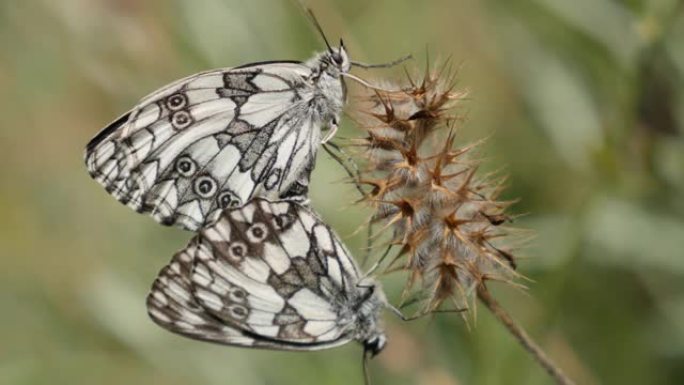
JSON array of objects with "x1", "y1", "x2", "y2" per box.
[
  {"x1": 84, "y1": 35, "x2": 357, "y2": 231},
  {"x1": 146, "y1": 198, "x2": 388, "y2": 356}
]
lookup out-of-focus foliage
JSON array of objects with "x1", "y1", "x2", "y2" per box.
[{"x1": 1, "y1": 0, "x2": 683, "y2": 384}]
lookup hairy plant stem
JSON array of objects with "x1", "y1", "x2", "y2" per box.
[{"x1": 476, "y1": 284, "x2": 576, "y2": 385}]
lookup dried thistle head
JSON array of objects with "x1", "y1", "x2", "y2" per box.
[{"x1": 351, "y1": 62, "x2": 524, "y2": 312}]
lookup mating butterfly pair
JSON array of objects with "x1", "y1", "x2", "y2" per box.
[{"x1": 85, "y1": 44, "x2": 390, "y2": 357}]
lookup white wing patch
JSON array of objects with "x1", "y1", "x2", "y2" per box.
[
  {"x1": 263, "y1": 242, "x2": 292, "y2": 275},
  {"x1": 289, "y1": 288, "x2": 337, "y2": 320}
]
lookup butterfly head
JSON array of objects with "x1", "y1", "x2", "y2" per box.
[
  {"x1": 327, "y1": 40, "x2": 351, "y2": 74},
  {"x1": 363, "y1": 333, "x2": 387, "y2": 357},
  {"x1": 310, "y1": 40, "x2": 350, "y2": 78}
]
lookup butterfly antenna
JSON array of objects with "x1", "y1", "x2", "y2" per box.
[
  {"x1": 361, "y1": 223, "x2": 375, "y2": 268},
  {"x1": 387, "y1": 302, "x2": 468, "y2": 322},
  {"x1": 362, "y1": 349, "x2": 372, "y2": 385},
  {"x1": 306, "y1": 9, "x2": 333, "y2": 53},
  {"x1": 363, "y1": 244, "x2": 394, "y2": 279},
  {"x1": 351, "y1": 54, "x2": 414, "y2": 69}
]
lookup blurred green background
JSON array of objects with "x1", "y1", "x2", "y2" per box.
[{"x1": 2, "y1": 0, "x2": 684, "y2": 384}]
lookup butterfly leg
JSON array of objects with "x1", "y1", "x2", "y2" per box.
[
  {"x1": 386, "y1": 303, "x2": 467, "y2": 321},
  {"x1": 320, "y1": 117, "x2": 339, "y2": 144}
]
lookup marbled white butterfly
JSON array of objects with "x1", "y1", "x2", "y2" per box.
[
  {"x1": 147, "y1": 198, "x2": 388, "y2": 356},
  {"x1": 84, "y1": 39, "x2": 356, "y2": 231}
]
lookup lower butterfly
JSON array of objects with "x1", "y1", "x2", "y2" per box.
[{"x1": 147, "y1": 198, "x2": 388, "y2": 355}]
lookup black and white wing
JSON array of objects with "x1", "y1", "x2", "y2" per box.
[
  {"x1": 85, "y1": 62, "x2": 322, "y2": 231},
  {"x1": 146, "y1": 199, "x2": 367, "y2": 350}
]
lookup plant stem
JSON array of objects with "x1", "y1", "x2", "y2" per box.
[{"x1": 476, "y1": 284, "x2": 576, "y2": 385}]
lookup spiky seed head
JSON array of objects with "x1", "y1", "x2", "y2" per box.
[{"x1": 351, "y1": 60, "x2": 523, "y2": 311}]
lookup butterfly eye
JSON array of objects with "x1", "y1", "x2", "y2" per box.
[
  {"x1": 331, "y1": 52, "x2": 344, "y2": 66},
  {"x1": 364, "y1": 335, "x2": 387, "y2": 357},
  {"x1": 194, "y1": 175, "x2": 217, "y2": 198},
  {"x1": 246, "y1": 222, "x2": 268, "y2": 243},
  {"x1": 175, "y1": 156, "x2": 197, "y2": 177}
]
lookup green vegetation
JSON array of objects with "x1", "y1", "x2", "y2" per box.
[{"x1": 1, "y1": 1, "x2": 683, "y2": 384}]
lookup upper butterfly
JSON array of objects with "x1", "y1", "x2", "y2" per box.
[{"x1": 84, "y1": 44, "x2": 351, "y2": 231}]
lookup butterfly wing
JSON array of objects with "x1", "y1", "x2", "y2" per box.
[
  {"x1": 146, "y1": 243, "x2": 260, "y2": 345},
  {"x1": 86, "y1": 62, "x2": 322, "y2": 231},
  {"x1": 146, "y1": 199, "x2": 364, "y2": 350}
]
